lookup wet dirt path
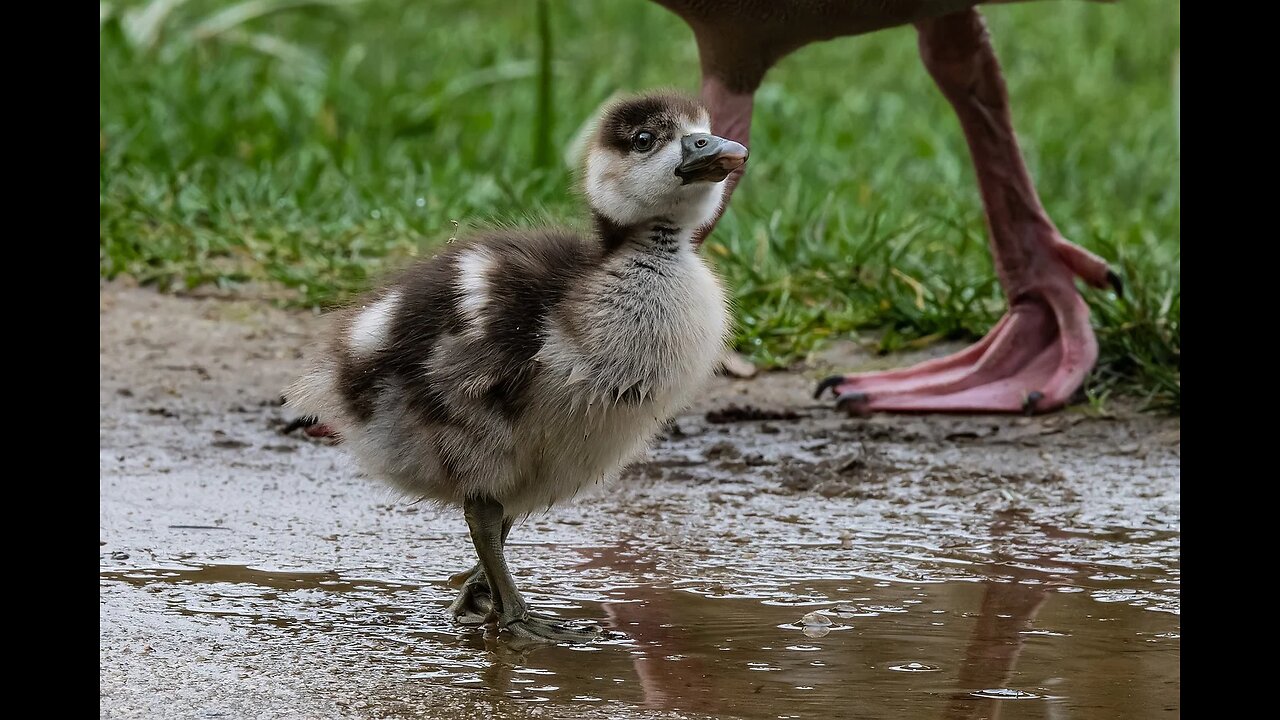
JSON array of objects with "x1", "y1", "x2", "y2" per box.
[{"x1": 100, "y1": 282, "x2": 1179, "y2": 719}]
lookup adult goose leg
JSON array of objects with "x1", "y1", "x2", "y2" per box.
[{"x1": 817, "y1": 9, "x2": 1118, "y2": 415}]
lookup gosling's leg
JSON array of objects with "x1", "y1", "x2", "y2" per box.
[
  {"x1": 463, "y1": 495, "x2": 602, "y2": 643},
  {"x1": 447, "y1": 517, "x2": 513, "y2": 625}
]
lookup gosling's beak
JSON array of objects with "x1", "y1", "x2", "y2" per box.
[{"x1": 675, "y1": 133, "x2": 748, "y2": 185}]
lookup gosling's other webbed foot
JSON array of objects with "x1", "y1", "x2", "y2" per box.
[
  {"x1": 279, "y1": 414, "x2": 341, "y2": 441},
  {"x1": 447, "y1": 567, "x2": 493, "y2": 626},
  {"x1": 447, "y1": 563, "x2": 482, "y2": 588}
]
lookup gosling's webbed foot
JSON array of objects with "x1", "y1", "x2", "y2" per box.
[
  {"x1": 447, "y1": 563, "x2": 481, "y2": 588},
  {"x1": 502, "y1": 610, "x2": 605, "y2": 643}
]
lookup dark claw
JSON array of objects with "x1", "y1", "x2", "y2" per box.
[
  {"x1": 835, "y1": 391, "x2": 870, "y2": 415},
  {"x1": 1022, "y1": 391, "x2": 1044, "y2": 416},
  {"x1": 814, "y1": 375, "x2": 845, "y2": 400},
  {"x1": 1106, "y1": 269, "x2": 1124, "y2": 299}
]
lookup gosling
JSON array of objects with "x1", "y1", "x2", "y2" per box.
[{"x1": 285, "y1": 91, "x2": 747, "y2": 642}]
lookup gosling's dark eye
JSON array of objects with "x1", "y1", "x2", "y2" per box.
[{"x1": 631, "y1": 131, "x2": 655, "y2": 153}]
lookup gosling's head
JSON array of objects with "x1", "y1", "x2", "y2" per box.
[{"x1": 584, "y1": 92, "x2": 748, "y2": 229}]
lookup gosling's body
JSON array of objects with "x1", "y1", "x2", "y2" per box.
[
  {"x1": 285, "y1": 92, "x2": 747, "y2": 641},
  {"x1": 287, "y1": 222, "x2": 728, "y2": 517}
]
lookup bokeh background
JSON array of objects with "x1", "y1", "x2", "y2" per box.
[{"x1": 99, "y1": 0, "x2": 1180, "y2": 409}]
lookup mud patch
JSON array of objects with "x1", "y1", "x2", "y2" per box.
[{"x1": 705, "y1": 403, "x2": 804, "y2": 424}]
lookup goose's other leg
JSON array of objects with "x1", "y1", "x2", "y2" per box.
[
  {"x1": 817, "y1": 9, "x2": 1119, "y2": 415},
  {"x1": 463, "y1": 496, "x2": 601, "y2": 643},
  {"x1": 694, "y1": 73, "x2": 767, "y2": 376}
]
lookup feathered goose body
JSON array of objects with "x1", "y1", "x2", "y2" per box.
[{"x1": 287, "y1": 220, "x2": 728, "y2": 516}]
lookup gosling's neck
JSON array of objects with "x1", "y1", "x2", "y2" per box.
[{"x1": 592, "y1": 210, "x2": 697, "y2": 257}]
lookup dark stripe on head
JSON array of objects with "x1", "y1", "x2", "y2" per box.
[{"x1": 596, "y1": 92, "x2": 706, "y2": 154}]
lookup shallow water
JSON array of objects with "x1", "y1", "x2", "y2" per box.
[{"x1": 101, "y1": 507, "x2": 1178, "y2": 718}]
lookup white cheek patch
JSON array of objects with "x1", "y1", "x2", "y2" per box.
[
  {"x1": 687, "y1": 182, "x2": 727, "y2": 227},
  {"x1": 349, "y1": 291, "x2": 402, "y2": 357},
  {"x1": 586, "y1": 150, "x2": 626, "y2": 222},
  {"x1": 456, "y1": 249, "x2": 493, "y2": 333},
  {"x1": 632, "y1": 141, "x2": 683, "y2": 202},
  {"x1": 588, "y1": 146, "x2": 676, "y2": 226},
  {"x1": 585, "y1": 113, "x2": 724, "y2": 227}
]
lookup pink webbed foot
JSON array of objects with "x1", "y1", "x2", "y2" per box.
[{"x1": 816, "y1": 245, "x2": 1119, "y2": 415}]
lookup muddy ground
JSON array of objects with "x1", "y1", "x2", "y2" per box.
[{"x1": 99, "y1": 281, "x2": 1180, "y2": 719}]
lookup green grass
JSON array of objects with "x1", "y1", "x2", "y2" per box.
[{"x1": 100, "y1": 0, "x2": 1180, "y2": 411}]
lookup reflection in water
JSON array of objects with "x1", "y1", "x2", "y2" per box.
[
  {"x1": 583, "y1": 547, "x2": 722, "y2": 714},
  {"x1": 945, "y1": 583, "x2": 1049, "y2": 720},
  {"x1": 568, "y1": 510, "x2": 1176, "y2": 719},
  {"x1": 100, "y1": 513, "x2": 1179, "y2": 718},
  {"x1": 944, "y1": 513, "x2": 1054, "y2": 720}
]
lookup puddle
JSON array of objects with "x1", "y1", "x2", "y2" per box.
[{"x1": 102, "y1": 550, "x2": 1179, "y2": 718}]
